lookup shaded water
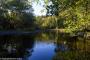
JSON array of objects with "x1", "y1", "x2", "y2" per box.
[{"x1": 0, "y1": 32, "x2": 90, "y2": 60}]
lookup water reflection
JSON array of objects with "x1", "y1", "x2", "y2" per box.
[
  {"x1": 27, "y1": 42, "x2": 55, "y2": 60},
  {"x1": 0, "y1": 32, "x2": 90, "y2": 60},
  {"x1": 53, "y1": 33, "x2": 90, "y2": 60},
  {"x1": 0, "y1": 35, "x2": 35, "y2": 58}
]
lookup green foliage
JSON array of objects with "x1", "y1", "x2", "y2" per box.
[
  {"x1": 45, "y1": 0, "x2": 90, "y2": 33},
  {"x1": 35, "y1": 16, "x2": 58, "y2": 29},
  {"x1": 0, "y1": 0, "x2": 35, "y2": 30}
]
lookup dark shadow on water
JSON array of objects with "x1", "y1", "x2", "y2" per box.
[{"x1": 0, "y1": 35, "x2": 35, "y2": 58}]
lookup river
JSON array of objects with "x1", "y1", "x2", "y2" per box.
[{"x1": 0, "y1": 31, "x2": 90, "y2": 60}]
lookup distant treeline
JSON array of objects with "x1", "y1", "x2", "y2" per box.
[
  {"x1": 35, "y1": 0, "x2": 90, "y2": 33},
  {"x1": 0, "y1": 0, "x2": 90, "y2": 34}
]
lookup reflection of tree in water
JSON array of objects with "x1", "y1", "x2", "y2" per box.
[
  {"x1": 0, "y1": 35, "x2": 35, "y2": 58},
  {"x1": 53, "y1": 34, "x2": 90, "y2": 60},
  {"x1": 54, "y1": 40, "x2": 68, "y2": 52}
]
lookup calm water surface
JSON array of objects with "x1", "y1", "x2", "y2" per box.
[{"x1": 0, "y1": 32, "x2": 90, "y2": 60}]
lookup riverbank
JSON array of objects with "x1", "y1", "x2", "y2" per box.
[
  {"x1": 0, "y1": 29, "x2": 90, "y2": 39},
  {"x1": 0, "y1": 30, "x2": 41, "y2": 35},
  {"x1": 46, "y1": 29, "x2": 65, "y2": 33}
]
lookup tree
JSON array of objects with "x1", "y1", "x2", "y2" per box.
[
  {"x1": 45, "y1": 0, "x2": 90, "y2": 33},
  {"x1": 0, "y1": 0, "x2": 35, "y2": 30}
]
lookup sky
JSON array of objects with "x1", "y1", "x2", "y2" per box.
[{"x1": 32, "y1": 1, "x2": 47, "y2": 16}]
